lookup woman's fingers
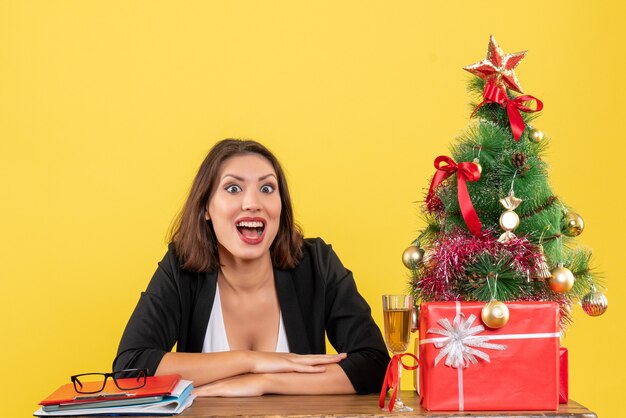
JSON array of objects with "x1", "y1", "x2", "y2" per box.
[
  {"x1": 289, "y1": 363, "x2": 326, "y2": 373},
  {"x1": 293, "y1": 353, "x2": 347, "y2": 365},
  {"x1": 249, "y1": 352, "x2": 347, "y2": 374}
]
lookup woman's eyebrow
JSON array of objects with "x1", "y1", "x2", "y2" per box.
[
  {"x1": 222, "y1": 173, "x2": 277, "y2": 181},
  {"x1": 221, "y1": 174, "x2": 245, "y2": 181}
]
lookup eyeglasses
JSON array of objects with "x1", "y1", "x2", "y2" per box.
[{"x1": 70, "y1": 368, "x2": 148, "y2": 394}]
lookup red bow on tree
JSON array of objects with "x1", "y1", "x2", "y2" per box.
[
  {"x1": 473, "y1": 79, "x2": 543, "y2": 141},
  {"x1": 426, "y1": 156, "x2": 482, "y2": 235},
  {"x1": 379, "y1": 353, "x2": 419, "y2": 412}
]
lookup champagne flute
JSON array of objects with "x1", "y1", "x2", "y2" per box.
[{"x1": 382, "y1": 294, "x2": 413, "y2": 412}]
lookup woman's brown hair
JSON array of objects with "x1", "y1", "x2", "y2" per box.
[{"x1": 169, "y1": 139, "x2": 303, "y2": 272}]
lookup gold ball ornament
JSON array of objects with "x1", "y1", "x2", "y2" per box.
[
  {"x1": 581, "y1": 290, "x2": 608, "y2": 316},
  {"x1": 548, "y1": 266, "x2": 575, "y2": 293},
  {"x1": 563, "y1": 212, "x2": 584, "y2": 237},
  {"x1": 529, "y1": 128, "x2": 544, "y2": 143},
  {"x1": 402, "y1": 245, "x2": 424, "y2": 269},
  {"x1": 481, "y1": 300, "x2": 510, "y2": 328},
  {"x1": 472, "y1": 158, "x2": 482, "y2": 175},
  {"x1": 499, "y1": 210, "x2": 520, "y2": 231}
]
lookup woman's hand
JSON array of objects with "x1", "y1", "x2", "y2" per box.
[
  {"x1": 193, "y1": 374, "x2": 266, "y2": 397},
  {"x1": 246, "y1": 352, "x2": 347, "y2": 374}
]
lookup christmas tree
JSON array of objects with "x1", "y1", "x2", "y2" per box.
[{"x1": 405, "y1": 35, "x2": 607, "y2": 329}]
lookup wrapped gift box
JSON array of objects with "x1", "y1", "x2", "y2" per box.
[
  {"x1": 560, "y1": 347, "x2": 569, "y2": 403},
  {"x1": 418, "y1": 301, "x2": 560, "y2": 411}
]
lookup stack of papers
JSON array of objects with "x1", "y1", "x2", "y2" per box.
[{"x1": 34, "y1": 374, "x2": 195, "y2": 416}]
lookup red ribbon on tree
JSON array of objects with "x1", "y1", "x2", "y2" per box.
[
  {"x1": 472, "y1": 79, "x2": 543, "y2": 141},
  {"x1": 379, "y1": 353, "x2": 419, "y2": 412},
  {"x1": 426, "y1": 156, "x2": 482, "y2": 235}
]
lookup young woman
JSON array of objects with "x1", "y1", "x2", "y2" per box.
[{"x1": 113, "y1": 139, "x2": 389, "y2": 396}]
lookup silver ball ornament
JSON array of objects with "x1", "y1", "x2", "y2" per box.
[
  {"x1": 402, "y1": 245, "x2": 424, "y2": 269},
  {"x1": 581, "y1": 290, "x2": 608, "y2": 316}
]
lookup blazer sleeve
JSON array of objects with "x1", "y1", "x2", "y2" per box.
[
  {"x1": 313, "y1": 240, "x2": 390, "y2": 394},
  {"x1": 112, "y1": 248, "x2": 182, "y2": 375}
]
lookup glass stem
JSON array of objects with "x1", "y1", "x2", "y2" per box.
[{"x1": 395, "y1": 361, "x2": 403, "y2": 406}]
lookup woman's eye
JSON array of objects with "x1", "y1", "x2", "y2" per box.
[
  {"x1": 260, "y1": 184, "x2": 275, "y2": 193},
  {"x1": 225, "y1": 185, "x2": 242, "y2": 193}
]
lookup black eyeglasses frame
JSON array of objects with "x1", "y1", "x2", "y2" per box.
[{"x1": 70, "y1": 368, "x2": 149, "y2": 394}]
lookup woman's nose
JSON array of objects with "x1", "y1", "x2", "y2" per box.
[{"x1": 241, "y1": 190, "x2": 261, "y2": 211}]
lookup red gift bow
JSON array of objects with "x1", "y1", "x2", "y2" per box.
[
  {"x1": 379, "y1": 353, "x2": 419, "y2": 412},
  {"x1": 472, "y1": 79, "x2": 544, "y2": 141},
  {"x1": 426, "y1": 156, "x2": 482, "y2": 235}
]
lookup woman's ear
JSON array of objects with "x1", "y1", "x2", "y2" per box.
[{"x1": 205, "y1": 207, "x2": 210, "y2": 221}]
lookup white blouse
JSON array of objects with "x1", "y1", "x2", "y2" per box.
[{"x1": 202, "y1": 282, "x2": 290, "y2": 353}]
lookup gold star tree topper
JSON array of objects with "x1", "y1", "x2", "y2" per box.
[{"x1": 464, "y1": 35, "x2": 527, "y2": 94}]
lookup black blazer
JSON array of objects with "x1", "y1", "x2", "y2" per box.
[{"x1": 113, "y1": 238, "x2": 389, "y2": 394}]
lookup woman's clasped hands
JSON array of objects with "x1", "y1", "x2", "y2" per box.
[{"x1": 193, "y1": 352, "x2": 347, "y2": 397}]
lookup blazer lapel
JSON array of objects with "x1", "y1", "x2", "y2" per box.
[
  {"x1": 188, "y1": 270, "x2": 218, "y2": 352},
  {"x1": 274, "y1": 269, "x2": 312, "y2": 354}
]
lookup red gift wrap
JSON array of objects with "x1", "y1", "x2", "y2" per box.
[
  {"x1": 560, "y1": 347, "x2": 569, "y2": 403},
  {"x1": 418, "y1": 301, "x2": 560, "y2": 411}
]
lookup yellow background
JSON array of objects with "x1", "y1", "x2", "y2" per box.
[{"x1": 1, "y1": 1, "x2": 624, "y2": 416}]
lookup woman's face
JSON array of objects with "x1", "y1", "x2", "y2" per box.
[{"x1": 207, "y1": 154, "x2": 282, "y2": 264}]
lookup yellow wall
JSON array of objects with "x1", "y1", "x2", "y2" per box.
[{"x1": 1, "y1": 1, "x2": 624, "y2": 416}]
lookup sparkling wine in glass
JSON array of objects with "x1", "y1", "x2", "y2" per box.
[{"x1": 382, "y1": 294, "x2": 413, "y2": 412}]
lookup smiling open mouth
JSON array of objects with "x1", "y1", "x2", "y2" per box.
[{"x1": 236, "y1": 220, "x2": 265, "y2": 238}]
